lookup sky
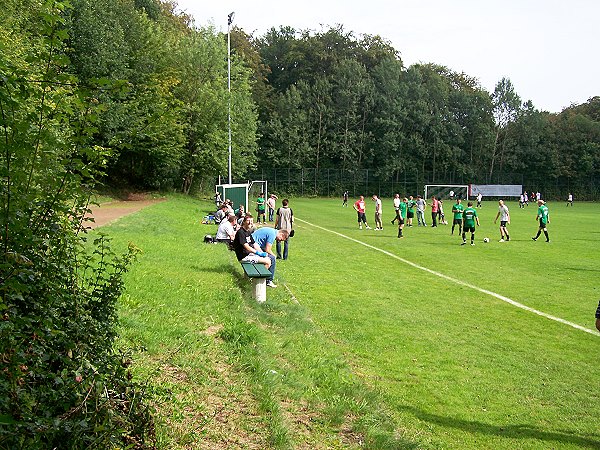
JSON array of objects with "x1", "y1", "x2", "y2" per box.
[{"x1": 175, "y1": 0, "x2": 599, "y2": 113}]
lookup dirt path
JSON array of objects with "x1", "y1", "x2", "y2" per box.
[{"x1": 87, "y1": 198, "x2": 166, "y2": 229}]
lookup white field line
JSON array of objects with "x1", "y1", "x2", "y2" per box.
[
  {"x1": 297, "y1": 218, "x2": 599, "y2": 337},
  {"x1": 283, "y1": 282, "x2": 299, "y2": 305}
]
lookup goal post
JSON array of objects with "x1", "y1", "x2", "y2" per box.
[
  {"x1": 215, "y1": 180, "x2": 268, "y2": 214},
  {"x1": 248, "y1": 180, "x2": 268, "y2": 213},
  {"x1": 424, "y1": 185, "x2": 469, "y2": 201}
]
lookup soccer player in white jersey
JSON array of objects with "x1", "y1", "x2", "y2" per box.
[{"x1": 494, "y1": 200, "x2": 511, "y2": 242}]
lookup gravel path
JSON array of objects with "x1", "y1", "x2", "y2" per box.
[{"x1": 86, "y1": 198, "x2": 166, "y2": 229}]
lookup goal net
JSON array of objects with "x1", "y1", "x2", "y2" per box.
[
  {"x1": 424, "y1": 185, "x2": 469, "y2": 201},
  {"x1": 248, "y1": 180, "x2": 268, "y2": 214}
]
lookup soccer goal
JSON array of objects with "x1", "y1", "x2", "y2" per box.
[
  {"x1": 248, "y1": 180, "x2": 268, "y2": 213},
  {"x1": 424, "y1": 185, "x2": 469, "y2": 201}
]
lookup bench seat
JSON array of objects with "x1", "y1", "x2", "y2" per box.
[{"x1": 241, "y1": 262, "x2": 271, "y2": 302}]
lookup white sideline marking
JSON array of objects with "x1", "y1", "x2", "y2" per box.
[
  {"x1": 297, "y1": 219, "x2": 599, "y2": 337},
  {"x1": 283, "y1": 283, "x2": 299, "y2": 305}
]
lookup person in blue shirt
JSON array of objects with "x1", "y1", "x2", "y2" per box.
[{"x1": 252, "y1": 227, "x2": 289, "y2": 288}]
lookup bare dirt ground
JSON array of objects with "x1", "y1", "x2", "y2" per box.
[{"x1": 86, "y1": 196, "x2": 166, "y2": 229}]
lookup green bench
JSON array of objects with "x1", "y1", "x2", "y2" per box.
[{"x1": 241, "y1": 261, "x2": 272, "y2": 303}]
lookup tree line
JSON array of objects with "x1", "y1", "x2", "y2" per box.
[
  {"x1": 246, "y1": 27, "x2": 600, "y2": 198},
  {"x1": 3, "y1": 0, "x2": 596, "y2": 198},
  {"x1": 4, "y1": 0, "x2": 597, "y2": 200}
]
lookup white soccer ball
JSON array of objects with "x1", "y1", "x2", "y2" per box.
[{"x1": 483, "y1": 237, "x2": 490, "y2": 243}]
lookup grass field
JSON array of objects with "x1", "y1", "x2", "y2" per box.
[{"x1": 101, "y1": 195, "x2": 600, "y2": 449}]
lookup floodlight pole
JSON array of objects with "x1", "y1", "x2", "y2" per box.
[{"x1": 227, "y1": 12, "x2": 234, "y2": 185}]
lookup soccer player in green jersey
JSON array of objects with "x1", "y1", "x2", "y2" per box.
[
  {"x1": 397, "y1": 197, "x2": 408, "y2": 238},
  {"x1": 256, "y1": 193, "x2": 266, "y2": 223},
  {"x1": 451, "y1": 198, "x2": 464, "y2": 235},
  {"x1": 461, "y1": 201, "x2": 480, "y2": 246},
  {"x1": 406, "y1": 196, "x2": 416, "y2": 227},
  {"x1": 532, "y1": 199, "x2": 550, "y2": 242}
]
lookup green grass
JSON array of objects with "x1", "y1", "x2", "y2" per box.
[{"x1": 99, "y1": 195, "x2": 600, "y2": 449}]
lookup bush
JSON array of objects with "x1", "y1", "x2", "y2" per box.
[{"x1": 0, "y1": 1, "x2": 154, "y2": 447}]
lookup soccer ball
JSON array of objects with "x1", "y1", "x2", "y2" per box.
[{"x1": 483, "y1": 237, "x2": 490, "y2": 243}]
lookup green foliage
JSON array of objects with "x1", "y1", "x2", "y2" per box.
[
  {"x1": 0, "y1": 1, "x2": 152, "y2": 447},
  {"x1": 252, "y1": 25, "x2": 600, "y2": 198},
  {"x1": 63, "y1": 0, "x2": 259, "y2": 192}
]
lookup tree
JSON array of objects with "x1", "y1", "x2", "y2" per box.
[
  {"x1": 0, "y1": 2, "x2": 150, "y2": 446},
  {"x1": 490, "y1": 77, "x2": 521, "y2": 178}
]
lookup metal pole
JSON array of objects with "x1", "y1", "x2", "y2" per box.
[{"x1": 227, "y1": 12, "x2": 234, "y2": 184}]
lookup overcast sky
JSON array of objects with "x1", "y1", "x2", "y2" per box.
[{"x1": 175, "y1": 0, "x2": 598, "y2": 113}]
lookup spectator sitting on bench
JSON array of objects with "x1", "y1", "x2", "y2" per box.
[
  {"x1": 215, "y1": 214, "x2": 237, "y2": 246},
  {"x1": 233, "y1": 214, "x2": 273, "y2": 285},
  {"x1": 252, "y1": 226, "x2": 289, "y2": 289},
  {"x1": 214, "y1": 203, "x2": 229, "y2": 224},
  {"x1": 225, "y1": 200, "x2": 235, "y2": 215},
  {"x1": 235, "y1": 204, "x2": 245, "y2": 225}
]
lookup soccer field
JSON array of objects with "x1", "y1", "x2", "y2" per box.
[
  {"x1": 276, "y1": 198, "x2": 600, "y2": 448},
  {"x1": 112, "y1": 196, "x2": 600, "y2": 448}
]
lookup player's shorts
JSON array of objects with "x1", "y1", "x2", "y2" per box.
[
  {"x1": 464, "y1": 225, "x2": 475, "y2": 233},
  {"x1": 397, "y1": 217, "x2": 404, "y2": 225},
  {"x1": 453, "y1": 219, "x2": 462, "y2": 225},
  {"x1": 357, "y1": 212, "x2": 367, "y2": 223},
  {"x1": 539, "y1": 219, "x2": 547, "y2": 228},
  {"x1": 241, "y1": 254, "x2": 265, "y2": 264},
  {"x1": 407, "y1": 211, "x2": 414, "y2": 219},
  {"x1": 500, "y1": 221, "x2": 508, "y2": 227}
]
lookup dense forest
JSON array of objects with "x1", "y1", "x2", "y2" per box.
[
  {"x1": 4, "y1": 0, "x2": 599, "y2": 199},
  {"x1": 0, "y1": 0, "x2": 599, "y2": 447}
]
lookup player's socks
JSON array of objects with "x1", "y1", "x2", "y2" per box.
[
  {"x1": 543, "y1": 230, "x2": 549, "y2": 241},
  {"x1": 506, "y1": 235, "x2": 510, "y2": 241}
]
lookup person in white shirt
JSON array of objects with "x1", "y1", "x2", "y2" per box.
[
  {"x1": 372, "y1": 195, "x2": 383, "y2": 230},
  {"x1": 267, "y1": 194, "x2": 278, "y2": 221},
  {"x1": 215, "y1": 214, "x2": 237, "y2": 246},
  {"x1": 391, "y1": 194, "x2": 401, "y2": 225},
  {"x1": 494, "y1": 200, "x2": 511, "y2": 242},
  {"x1": 416, "y1": 195, "x2": 427, "y2": 226}
]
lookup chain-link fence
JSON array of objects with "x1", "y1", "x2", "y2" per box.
[{"x1": 198, "y1": 168, "x2": 599, "y2": 201}]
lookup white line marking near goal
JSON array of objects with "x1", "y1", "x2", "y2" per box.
[{"x1": 297, "y1": 218, "x2": 599, "y2": 337}]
